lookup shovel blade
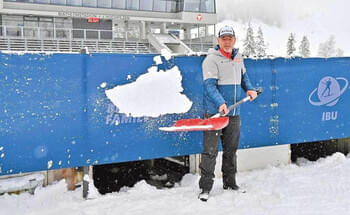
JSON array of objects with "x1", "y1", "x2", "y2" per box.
[{"x1": 159, "y1": 117, "x2": 229, "y2": 132}]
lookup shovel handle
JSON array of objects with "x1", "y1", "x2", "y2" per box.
[{"x1": 211, "y1": 89, "x2": 262, "y2": 118}]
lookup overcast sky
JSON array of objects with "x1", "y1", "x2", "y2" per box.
[{"x1": 216, "y1": 0, "x2": 350, "y2": 55}]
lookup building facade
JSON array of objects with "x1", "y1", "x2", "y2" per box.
[{"x1": 0, "y1": 0, "x2": 217, "y2": 52}]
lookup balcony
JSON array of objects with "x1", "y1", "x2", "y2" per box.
[
  {"x1": 0, "y1": 25, "x2": 213, "y2": 53},
  {"x1": 0, "y1": 25, "x2": 157, "y2": 53}
]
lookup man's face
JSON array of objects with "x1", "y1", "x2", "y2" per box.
[{"x1": 218, "y1": 36, "x2": 236, "y2": 53}]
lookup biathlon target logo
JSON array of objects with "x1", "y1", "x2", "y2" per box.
[{"x1": 308, "y1": 76, "x2": 348, "y2": 107}]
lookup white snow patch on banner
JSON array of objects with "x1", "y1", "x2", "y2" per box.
[
  {"x1": 153, "y1": 55, "x2": 162, "y2": 65},
  {"x1": 105, "y1": 65, "x2": 192, "y2": 117}
]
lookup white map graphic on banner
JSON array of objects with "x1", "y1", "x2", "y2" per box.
[{"x1": 104, "y1": 54, "x2": 192, "y2": 118}]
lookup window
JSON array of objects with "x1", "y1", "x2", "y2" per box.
[
  {"x1": 177, "y1": 0, "x2": 184, "y2": 12},
  {"x1": 200, "y1": 0, "x2": 215, "y2": 13},
  {"x1": 184, "y1": 0, "x2": 200, "y2": 12},
  {"x1": 24, "y1": 16, "x2": 38, "y2": 38},
  {"x1": 153, "y1": 0, "x2": 166, "y2": 12},
  {"x1": 2, "y1": 15, "x2": 23, "y2": 37},
  {"x1": 98, "y1": 0, "x2": 111, "y2": 8},
  {"x1": 51, "y1": 0, "x2": 66, "y2": 5},
  {"x1": 126, "y1": 0, "x2": 139, "y2": 10},
  {"x1": 112, "y1": 0, "x2": 126, "y2": 9},
  {"x1": 55, "y1": 17, "x2": 72, "y2": 39},
  {"x1": 166, "y1": 0, "x2": 177, "y2": 12},
  {"x1": 34, "y1": 0, "x2": 49, "y2": 3},
  {"x1": 4, "y1": 0, "x2": 34, "y2": 2},
  {"x1": 67, "y1": 0, "x2": 82, "y2": 6},
  {"x1": 83, "y1": 0, "x2": 97, "y2": 7},
  {"x1": 39, "y1": 17, "x2": 54, "y2": 38},
  {"x1": 139, "y1": 0, "x2": 152, "y2": 11}
]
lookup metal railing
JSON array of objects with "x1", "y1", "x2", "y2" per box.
[
  {"x1": 0, "y1": 38, "x2": 156, "y2": 53},
  {"x1": 0, "y1": 25, "x2": 213, "y2": 53},
  {"x1": 0, "y1": 25, "x2": 143, "y2": 41},
  {"x1": 0, "y1": 25, "x2": 156, "y2": 53}
]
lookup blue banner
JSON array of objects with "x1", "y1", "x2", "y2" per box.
[{"x1": 0, "y1": 53, "x2": 349, "y2": 175}]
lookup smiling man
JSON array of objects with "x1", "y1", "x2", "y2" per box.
[{"x1": 198, "y1": 25, "x2": 258, "y2": 201}]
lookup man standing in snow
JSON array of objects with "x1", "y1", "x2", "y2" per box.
[{"x1": 198, "y1": 25, "x2": 258, "y2": 201}]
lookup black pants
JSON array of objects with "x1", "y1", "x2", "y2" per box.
[{"x1": 199, "y1": 115, "x2": 241, "y2": 192}]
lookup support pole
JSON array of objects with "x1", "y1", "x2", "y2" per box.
[
  {"x1": 80, "y1": 47, "x2": 89, "y2": 199},
  {"x1": 83, "y1": 166, "x2": 89, "y2": 199}
]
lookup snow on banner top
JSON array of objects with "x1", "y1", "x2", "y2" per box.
[{"x1": 104, "y1": 54, "x2": 192, "y2": 118}]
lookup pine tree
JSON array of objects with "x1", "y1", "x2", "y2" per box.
[
  {"x1": 299, "y1": 36, "x2": 310, "y2": 57},
  {"x1": 318, "y1": 35, "x2": 337, "y2": 58},
  {"x1": 336, "y1": 48, "x2": 344, "y2": 57},
  {"x1": 256, "y1": 27, "x2": 267, "y2": 58},
  {"x1": 286, "y1": 33, "x2": 296, "y2": 57},
  {"x1": 243, "y1": 22, "x2": 256, "y2": 58}
]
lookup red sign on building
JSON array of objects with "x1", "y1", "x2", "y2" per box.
[{"x1": 88, "y1": 17, "x2": 100, "y2": 23}]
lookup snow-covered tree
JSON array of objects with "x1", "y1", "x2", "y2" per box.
[
  {"x1": 299, "y1": 36, "x2": 310, "y2": 57},
  {"x1": 243, "y1": 22, "x2": 256, "y2": 58},
  {"x1": 255, "y1": 27, "x2": 267, "y2": 58},
  {"x1": 318, "y1": 35, "x2": 337, "y2": 58},
  {"x1": 286, "y1": 33, "x2": 296, "y2": 57},
  {"x1": 335, "y1": 48, "x2": 344, "y2": 57}
]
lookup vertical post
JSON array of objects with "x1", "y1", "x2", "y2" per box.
[
  {"x1": 83, "y1": 166, "x2": 89, "y2": 199},
  {"x1": 53, "y1": 21, "x2": 56, "y2": 40},
  {"x1": 80, "y1": 47, "x2": 89, "y2": 199}
]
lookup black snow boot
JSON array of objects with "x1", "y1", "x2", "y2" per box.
[
  {"x1": 223, "y1": 183, "x2": 239, "y2": 190},
  {"x1": 198, "y1": 190, "x2": 210, "y2": 202}
]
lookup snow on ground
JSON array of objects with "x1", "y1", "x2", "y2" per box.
[
  {"x1": 105, "y1": 55, "x2": 192, "y2": 118},
  {"x1": 1, "y1": 152, "x2": 350, "y2": 215}
]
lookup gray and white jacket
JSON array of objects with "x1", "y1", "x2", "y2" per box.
[{"x1": 202, "y1": 46, "x2": 254, "y2": 115}]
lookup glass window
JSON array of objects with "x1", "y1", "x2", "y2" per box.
[
  {"x1": 98, "y1": 0, "x2": 111, "y2": 8},
  {"x1": 23, "y1": 16, "x2": 38, "y2": 38},
  {"x1": 24, "y1": 21, "x2": 38, "y2": 38},
  {"x1": 24, "y1": 16, "x2": 38, "y2": 21},
  {"x1": 140, "y1": 0, "x2": 152, "y2": 11},
  {"x1": 39, "y1": 18, "x2": 54, "y2": 38},
  {"x1": 51, "y1": 0, "x2": 66, "y2": 5},
  {"x1": 55, "y1": 17, "x2": 72, "y2": 39},
  {"x1": 34, "y1": 0, "x2": 49, "y2": 3},
  {"x1": 39, "y1": 17, "x2": 53, "y2": 22},
  {"x1": 12, "y1": 0, "x2": 35, "y2": 2},
  {"x1": 67, "y1": 0, "x2": 82, "y2": 6},
  {"x1": 126, "y1": 0, "x2": 139, "y2": 10},
  {"x1": 112, "y1": 0, "x2": 126, "y2": 9},
  {"x1": 177, "y1": 0, "x2": 184, "y2": 12},
  {"x1": 184, "y1": 0, "x2": 200, "y2": 12},
  {"x1": 200, "y1": 0, "x2": 215, "y2": 13},
  {"x1": 3, "y1": 15, "x2": 23, "y2": 37},
  {"x1": 153, "y1": 0, "x2": 166, "y2": 12},
  {"x1": 83, "y1": 0, "x2": 96, "y2": 7},
  {"x1": 166, "y1": 0, "x2": 177, "y2": 12}
]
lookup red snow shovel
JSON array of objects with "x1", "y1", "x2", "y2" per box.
[{"x1": 159, "y1": 95, "x2": 254, "y2": 132}]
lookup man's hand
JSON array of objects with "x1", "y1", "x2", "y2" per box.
[
  {"x1": 219, "y1": 103, "x2": 229, "y2": 116},
  {"x1": 247, "y1": 90, "x2": 258, "y2": 101}
]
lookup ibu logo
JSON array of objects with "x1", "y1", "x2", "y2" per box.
[
  {"x1": 309, "y1": 76, "x2": 348, "y2": 107},
  {"x1": 308, "y1": 76, "x2": 348, "y2": 121}
]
